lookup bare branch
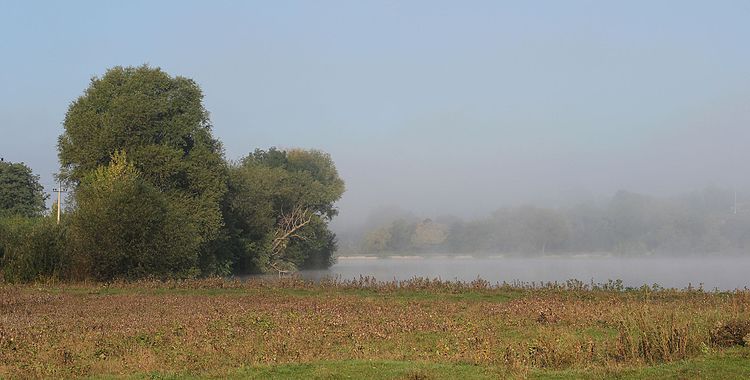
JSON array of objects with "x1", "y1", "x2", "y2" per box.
[{"x1": 268, "y1": 205, "x2": 314, "y2": 273}]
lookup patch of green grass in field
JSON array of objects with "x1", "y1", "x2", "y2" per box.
[
  {"x1": 107, "y1": 349, "x2": 750, "y2": 380},
  {"x1": 532, "y1": 347, "x2": 750, "y2": 379},
  {"x1": 231, "y1": 360, "x2": 505, "y2": 380},
  {"x1": 574, "y1": 326, "x2": 619, "y2": 342},
  {"x1": 89, "y1": 361, "x2": 504, "y2": 380}
]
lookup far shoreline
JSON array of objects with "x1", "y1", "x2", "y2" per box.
[{"x1": 335, "y1": 252, "x2": 748, "y2": 260}]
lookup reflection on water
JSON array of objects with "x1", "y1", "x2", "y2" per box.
[{"x1": 300, "y1": 256, "x2": 750, "y2": 291}]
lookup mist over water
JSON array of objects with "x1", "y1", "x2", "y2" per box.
[{"x1": 303, "y1": 256, "x2": 750, "y2": 291}]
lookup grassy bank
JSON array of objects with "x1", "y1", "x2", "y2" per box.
[{"x1": 1, "y1": 278, "x2": 749, "y2": 379}]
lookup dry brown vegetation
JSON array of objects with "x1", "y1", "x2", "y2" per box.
[{"x1": 0, "y1": 277, "x2": 748, "y2": 379}]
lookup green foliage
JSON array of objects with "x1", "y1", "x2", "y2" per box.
[
  {"x1": 0, "y1": 65, "x2": 347, "y2": 282},
  {"x1": 218, "y1": 160, "x2": 283, "y2": 273},
  {"x1": 221, "y1": 148, "x2": 345, "y2": 273},
  {"x1": 57, "y1": 65, "x2": 224, "y2": 193},
  {"x1": 0, "y1": 160, "x2": 48, "y2": 217},
  {"x1": 292, "y1": 216, "x2": 338, "y2": 269},
  {"x1": 57, "y1": 65, "x2": 228, "y2": 276},
  {"x1": 67, "y1": 152, "x2": 201, "y2": 280},
  {"x1": 243, "y1": 148, "x2": 345, "y2": 219},
  {"x1": 0, "y1": 215, "x2": 67, "y2": 282}
]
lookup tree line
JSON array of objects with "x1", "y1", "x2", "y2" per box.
[
  {"x1": 357, "y1": 188, "x2": 750, "y2": 256},
  {"x1": 0, "y1": 65, "x2": 344, "y2": 282}
]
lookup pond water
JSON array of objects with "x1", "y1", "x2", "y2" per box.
[{"x1": 300, "y1": 255, "x2": 750, "y2": 291}]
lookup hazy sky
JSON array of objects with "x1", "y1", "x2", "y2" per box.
[{"x1": 1, "y1": 1, "x2": 749, "y2": 228}]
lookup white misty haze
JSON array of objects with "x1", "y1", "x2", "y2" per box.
[{"x1": 330, "y1": 92, "x2": 750, "y2": 230}]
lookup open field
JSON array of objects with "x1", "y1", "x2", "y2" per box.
[{"x1": 1, "y1": 277, "x2": 749, "y2": 379}]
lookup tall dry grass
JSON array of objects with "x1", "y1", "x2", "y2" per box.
[{"x1": 0, "y1": 277, "x2": 748, "y2": 378}]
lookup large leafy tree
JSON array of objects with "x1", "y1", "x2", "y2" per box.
[
  {"x1": 0, "y1": 160, "x2": 48, "y2": 217},
  {"x1": 220, "y1": 148, "x2": 345, "y2": 273},
  {"x1": 58, "y1": 65, "x2": 225, "y2": 192},
  {"x1": 57, "y1": 65, "x2": 227, "y2": 275}
]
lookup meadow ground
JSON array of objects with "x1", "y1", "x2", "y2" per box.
[{"x1": 1, "y1": 277, "x2": 749, "y2": 379}]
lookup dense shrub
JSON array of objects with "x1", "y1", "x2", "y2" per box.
[
  {"x1": 0, "y1": 215, "x2": 67, "y2": 282},
  {"x1": 68, "y1": 152, "x2": 201, "y2": 280}
]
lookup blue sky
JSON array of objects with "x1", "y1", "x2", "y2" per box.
[{"x1": 1, "y1": 1, "x2": 749, "y2": 225}]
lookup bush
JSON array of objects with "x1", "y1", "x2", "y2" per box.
[
  {"x1": 68, "y1": 152, "x2": 202, "y2": 280},
  {"x1": 0, "y1": 215, "x2": 68, "y2": 282},
  {"x1": 711, "y1": 319, "x2": 750, "y2": 347}
]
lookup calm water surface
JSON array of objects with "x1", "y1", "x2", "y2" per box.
[{"x1": 300, "y1": 256, "x2": 750, "y2": 290}]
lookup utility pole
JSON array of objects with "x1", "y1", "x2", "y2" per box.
[
  {"x1": 52, "y1": 182, "x2": 66, "y2": 224},
  {"x1": 734, "y1": 190, "x2": 738, "y2": 215}
]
